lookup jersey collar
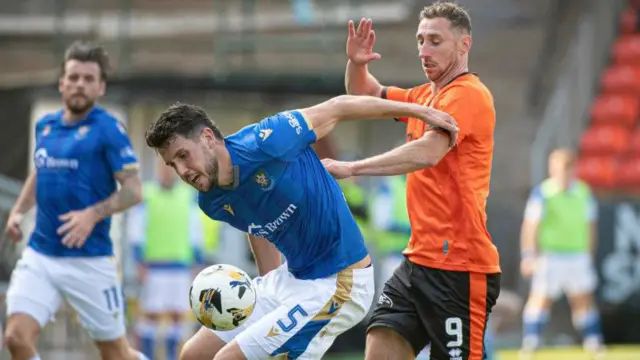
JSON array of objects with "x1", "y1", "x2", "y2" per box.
[
  {"x1": 219, "y1": 165, "x2": 240, "y2": 190},
  {"x1": 58, "y1": 106, "x2": 102, "y2": 127}
]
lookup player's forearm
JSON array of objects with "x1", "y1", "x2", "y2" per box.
[
  {"x1": 520, "y1": 222, "x2": 538, "y2": 257},
  {"x1": 91, "y1": 170, "x2": 142, "y2": 221},
  {"x1": 332, "y1": 95, "x2": 434, "y2": 123},
  {"x1": 11, "y1": 172, "x2": 36, "y2": 215},
  {"x1": 350, "y1": 137, "x2": 443, "y2": 176},
  {"x1": 248, "y1": 234, "x2": 282, "y2": 276},
  {"x1": 345, "y1": 60, "x2": 383, "y2": 96}
]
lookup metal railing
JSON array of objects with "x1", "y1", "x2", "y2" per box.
[
  {"x1": 529, "y1": 0, "x2": 626, "y2": 187},
  {"x1": 0, "y1": 0, "x2": 413, "y2": 85},
  {"x1": 0, "y1": 175, "x2": 25, "y2": 282}
]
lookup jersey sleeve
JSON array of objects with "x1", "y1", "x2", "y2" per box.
[
  {"x1": 523, "y1": 186, "x2": 544, "y2": 223},
  {"x1": 253, "y1": 110, "x2": 317, "y2": 161},
  {"x1": 34, "y1": 119, "x2": 46, "y2": 143},
  {"x1": 381, "y1": 86, "x2": 415, "y2": 124},
  {"x1": 102, "y1": 120, "x2": 139, "y2": 173}
]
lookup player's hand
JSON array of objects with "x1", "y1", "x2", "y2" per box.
[
  {"x1": 420, "y1": 108, "x2": 459, "y2": 147},
  {"x1": 520, "y1": 258, "x2": 537, "y2": 279},
  {"x1": 57, "y1": 208, "x2": 99, "y2": 248},
  {"x1": 321, "y1": 158, "x2": 354, "y2": 179},
  {"x1": 137, "y1": 264, "x2": 147, "y2": 283},
  {"x1": 5, "y1": 212, "x2": 24, "y2": 242},
  {"x1": 347, "y1": 18, "x2": 382, "y2": 65}
]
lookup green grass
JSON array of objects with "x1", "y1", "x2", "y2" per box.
[{"x1": 324, "y1": 346, "x2": 640, "y2": 360}]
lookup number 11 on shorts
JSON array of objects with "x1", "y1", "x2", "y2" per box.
[
  {"x1": 102, "y1": 285, "x2": 120, "y2": 311},
  {"x1": 445, "y1": 317, "x2": 463, "y2": 348}
]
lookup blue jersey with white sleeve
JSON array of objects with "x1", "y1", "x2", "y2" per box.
[
  {"x1": 199, "y1": 110, "x2": 369, "y2": 280},
  {"x1": 30, "y1": 106, "x2": 139, "y2": 257}
]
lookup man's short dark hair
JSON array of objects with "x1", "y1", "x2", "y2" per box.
[
  {"x1": 145, "y1": 102, "x2": 224, "y2": 149},
  {"x1": 420, "y1": 1, "x2": 472, "y2": 35},
  {"x1": 62, "y1": 41, "x2": 110, "y2": 80}
]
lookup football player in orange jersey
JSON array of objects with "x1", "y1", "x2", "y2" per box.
[{"x1": 323, "y1": 3, "x2": 501, "y2": 360}]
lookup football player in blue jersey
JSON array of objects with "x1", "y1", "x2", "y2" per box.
[
  {"x1": 3, "y1": 41, "x2": 148, "y2": 360},
  {"x1": 144, "y1": 96, "x2": 458, "y2": 360}
]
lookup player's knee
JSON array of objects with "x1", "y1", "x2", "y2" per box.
[
  {"x1": 168, "y1": 312, "x2": 185, "y2": 324},
  {"x1": 366, "y1": 327, "x2": 414, "y2": 360},
  {"x1": 4, "y1": 330, "x2": 33, "y2": 354},
  {"x1": 212, "y1": 341, "x2": 245, "y2": 360},
  {"x1": 524, "y1": 294, "x2": 551, "y2": 312},
  {"x1": 568, "y1": 292, "x2": 594, "y2": 311},
  {"x1": 179, "y1": 338, "x2": 204, "y2": 360},
  {"x1": 4, "y1": 314, "x2": 40, "y2": 355},
  {"x1": 95, "y1": 337, "x2": 138, "y2": 360},
  {"x1": 142, "y1": 312, "x2": 161, "y2": 322},
  {"x1": 180, "y1": 331, "x2": 224, "y2": 360}
]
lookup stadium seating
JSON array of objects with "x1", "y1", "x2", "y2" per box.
[{"x1": 578, "y1": 1, "x2": 640, "y2": 193}]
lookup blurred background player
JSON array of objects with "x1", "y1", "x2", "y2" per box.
[
  {"x1": 2, "y1": 41, "x2": 147, "y2": 360},
  {"x1": 370, "y1": 174, "x2": 410, "y2": 289},
  {"x1": 324, "y1": 3, "x2": 501, "y2": 360},
  {"x1": 127, "y1": 159, "x2": 205, "y2": 360},
  {"x1": 519, "y1": 148, "x2": 604, "y2": 358}
]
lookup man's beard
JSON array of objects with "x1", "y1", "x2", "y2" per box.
[
  {"x1": 66, "y1": 96, "x2": 95, "y2": 115},
  {"x1": 203, "y1": 154, "x2": 219, "y2": 191}
]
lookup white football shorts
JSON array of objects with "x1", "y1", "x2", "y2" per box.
[
  {"x1": 6, "y1": 246, "x2": 126, "y2": 341},
  {"x1": 214, "y1": 262, "x2": 375, "y2": 359},
  {"x1": 140, "y1": 267, "x2": 192, "y2": 314},
  {"x1": 531, "y1": 252, "x2": 597, "y2": 300}
]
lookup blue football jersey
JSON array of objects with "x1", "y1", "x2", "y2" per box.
[
  {"x1": 30, "y1": 106, "x2": 139, "y2": 257},
  {"x1": 199, "y1": 110, "x2": 368, "y2": 280}
]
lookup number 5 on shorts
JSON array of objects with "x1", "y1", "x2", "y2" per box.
[
  {"x1": 277, "y1": 305, "x2": 308, "y2": 333},
  {"x1": 445, "y1": 317, "x2": 463, "y2": 347}
]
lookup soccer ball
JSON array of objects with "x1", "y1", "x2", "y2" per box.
[{"x1": 189, "y1": 264, "x2": 257, "y2": 331}]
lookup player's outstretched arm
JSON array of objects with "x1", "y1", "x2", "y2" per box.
[
  {"x1": 300, "y1": 95, "x2": 458, "y2": 143},
  {"x1": 323, "y1": 131, "x2": 451, "y2": 177},
  {"x1": 247, "y1": 234, "x2": 282, "y2": 276}
]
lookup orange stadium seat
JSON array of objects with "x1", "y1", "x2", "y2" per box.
[
  {"x1": 613, "y1": 35, "x2": 640, "y2": 65},
  {"x1": 616, "y1": 156, "x2": 640, "y2": 189},
  {"x1": 600, "y1": 65, "x2": 640, "y2": 94},
  {"x1": 620, "y1": 7, "x2": 638, "y2": 34},
  {"x1": 628, "y1": 129, "x2": 640, "y2": 155},
  {"x1": 576, "y1": 155, "x2": 618, "y2": 189},
  {"x1": 590, "y1": 94, "x2": 639, "y2": 129},
  {"x1": 579, "y1": 125, "x2": 631, "y2": 156}
]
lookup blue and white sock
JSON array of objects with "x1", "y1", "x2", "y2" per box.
[
  {"x1": 136, "y1": 319, "x2": 157, "y2": 360},
  {"x1": 522, "y1": 307, "x2": 549, "y2": 351},
  {"x1": 165, "y1": 322, "x2": 183, "y2": 360},
  {"x1": 573, "y1": 308, "x2": 604, "y2": 350}
]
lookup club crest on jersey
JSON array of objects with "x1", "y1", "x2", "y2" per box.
[
  {"x1": 254, "y1": 169, "x2": 274, "y2": 191},
  {"x1": 42, "y1": 125, "x2": 51, "y2": 137},
  {"x1": 75, "y1": 125, "x2": 90, "y2": 139}
]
